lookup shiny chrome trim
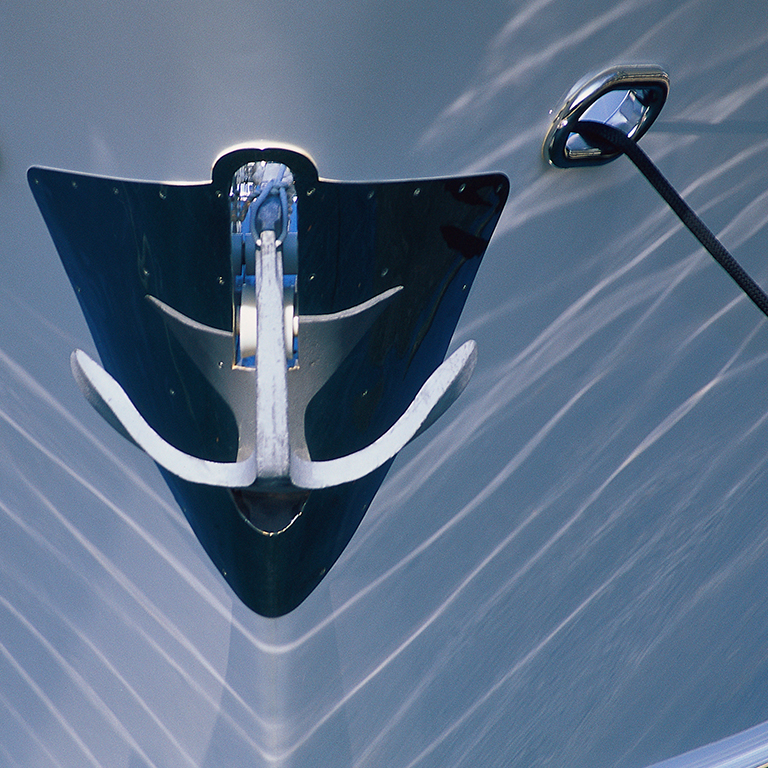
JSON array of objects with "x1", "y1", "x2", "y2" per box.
[{"x1": 543, "y1": 65, "x2": 669, "y2": 168}]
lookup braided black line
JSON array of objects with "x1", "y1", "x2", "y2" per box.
[{"x1": 575, "y1": 119, "x2": 768, "y2": 319}]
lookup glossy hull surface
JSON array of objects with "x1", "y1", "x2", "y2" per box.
[{"x1": 3, "y1": 1, "x2": 768, "y2": 766}]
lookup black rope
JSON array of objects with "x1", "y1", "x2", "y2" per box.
[{"x1": 575, "y1": 119, "x2": 768, "y2": 320}]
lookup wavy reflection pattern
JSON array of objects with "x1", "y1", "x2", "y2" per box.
[{"x1": 4, "y1": 1, "x2": 768, "y2": 767}]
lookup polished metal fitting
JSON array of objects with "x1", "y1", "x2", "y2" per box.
[{"x1": 543, "y1": 65, "x2": 669, "y2": 168}]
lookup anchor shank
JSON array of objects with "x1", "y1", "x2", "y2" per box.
[{"x1": 254, "y1": 228, "x2": 291, "y2": 479}]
